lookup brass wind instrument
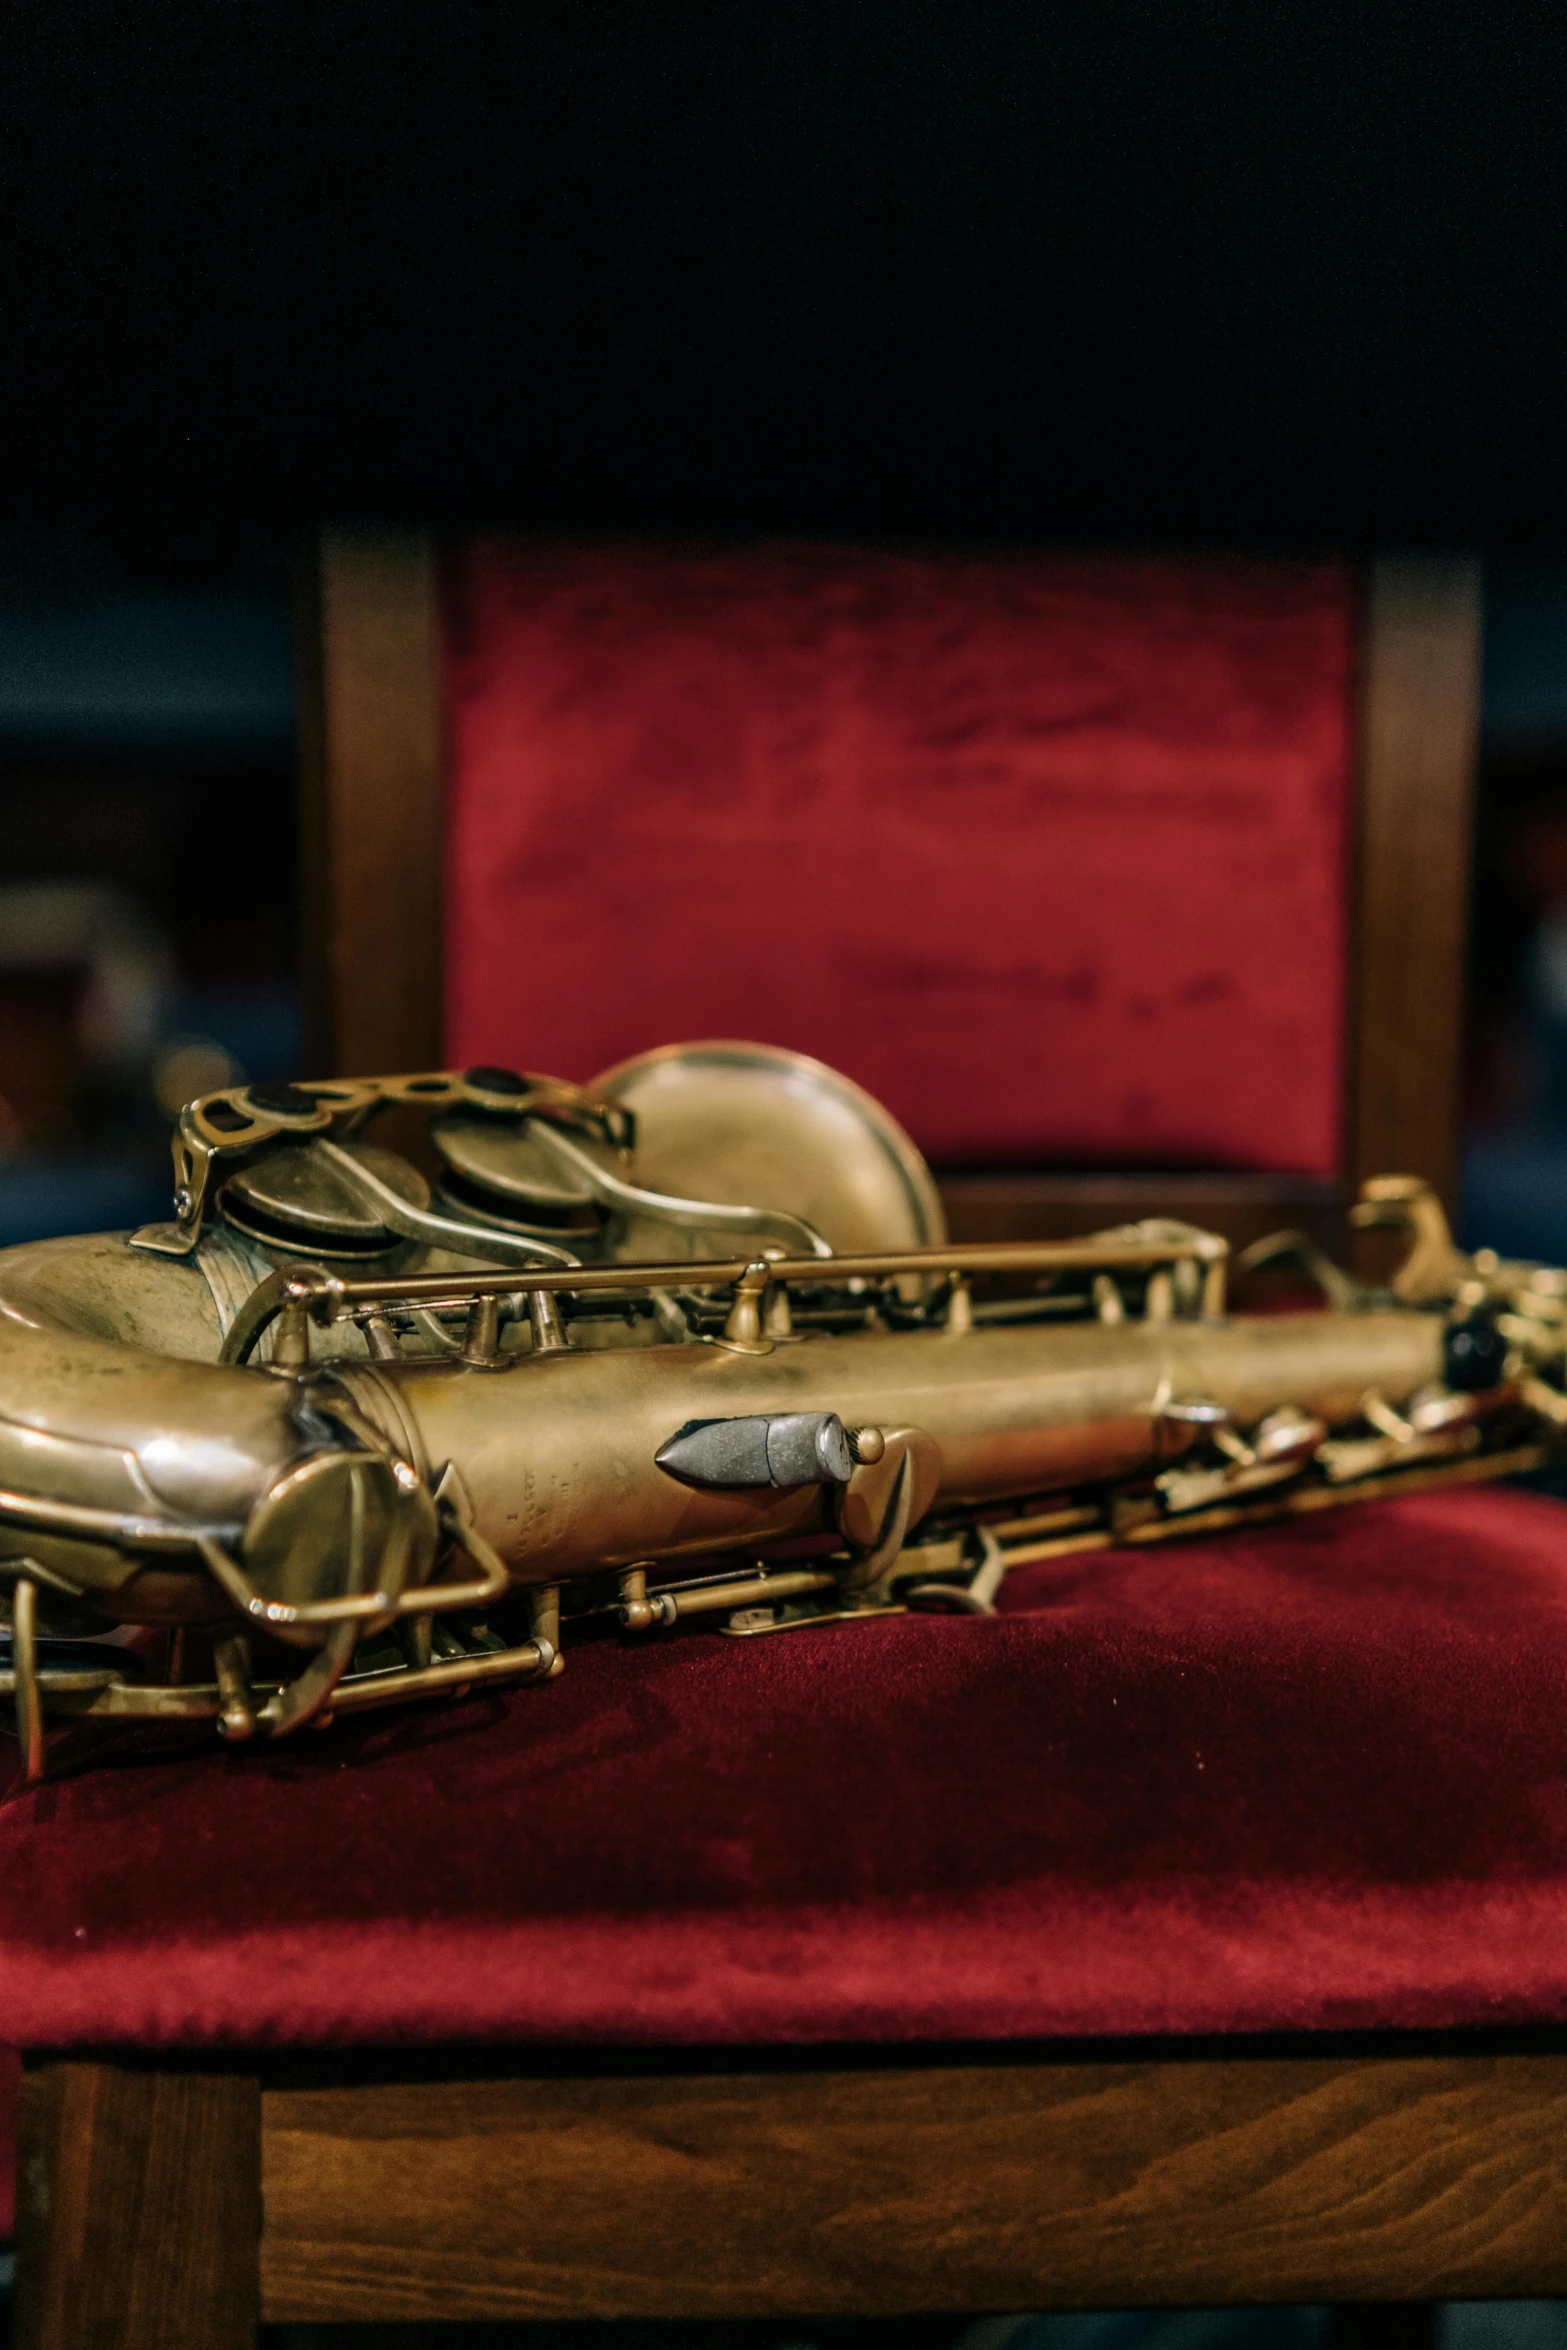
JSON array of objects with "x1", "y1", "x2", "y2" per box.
[{"x1": 1, "y1": 1043, "x2": 1561, "y2": 1781}]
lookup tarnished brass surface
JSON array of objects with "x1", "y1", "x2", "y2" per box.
[
  {"x1": 223, "y1": 1141, "x2": 431, "y2": 1255},
  {"x1": 1, "y1": 1044, "x2": 1561, "y2": 1775},
  {"x1": 593, "y1": 1039, "x2": 946, "y2": 1257},
  {"x1": 390, "y1": 1307, "x2": 1446, "y2": 1583}
]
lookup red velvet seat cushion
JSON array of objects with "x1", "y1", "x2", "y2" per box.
[
  {"x1": 5, "y1": 1486, "x2": 1567, "y2": 2072},
  {"x1": 443, "y1": 545, "x2": 1355, "y2": 1172}
]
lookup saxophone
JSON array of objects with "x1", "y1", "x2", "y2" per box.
[{"x1": 2, "y1": 1044, "x2": 1562, "y2": 1781}]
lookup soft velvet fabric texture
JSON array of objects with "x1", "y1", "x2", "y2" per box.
[
  {"x1": 5, "y1": 1486, "x2": 1567, "y2": 2069},
  {"x1": 443, "y1": 545, "x2": 1355, "y2": 1172}
]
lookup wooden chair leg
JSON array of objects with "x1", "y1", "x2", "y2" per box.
[{"x1": 15, "y1": 2054, "x2": 260, "y2": 2350}]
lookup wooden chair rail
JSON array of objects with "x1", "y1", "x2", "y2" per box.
[
  {"x1": 1351, "y1": 558, "x2": 1482, "y2": 1212},
  {"x1": 938, "y1": 1169, "x2": 1345, "y2": 1253},
  {"x1": 18, "y1": 2046, "x2": 1567, "y2": 2343}
]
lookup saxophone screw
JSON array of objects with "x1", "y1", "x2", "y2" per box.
[{"x1": 847, "y1": 1426, "x2": 886, "y2": 1465}]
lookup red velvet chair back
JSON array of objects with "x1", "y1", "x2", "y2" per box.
[
  {"x1": 440, "y1": 543, "x2": 1355, "y2": 1174},
  {"x1": 307, "y1": 537, "x2": 1478, "y2": 1231}
]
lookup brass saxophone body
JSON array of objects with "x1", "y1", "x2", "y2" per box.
[
  {"x1": 0, "y1": 1049, "x2": 1558, "y2": 1777},
  {"x1": 393, "y1": 1307, "x2": 1450, "y2": 1584}
]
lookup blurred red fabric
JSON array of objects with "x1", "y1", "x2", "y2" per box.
[
  {"x1": 443, "y1": 544, "x2": 1355, "y2": 1171},
  {"x1": 4, "y1": 1487, "x2": 1567, "y2": 2075}
]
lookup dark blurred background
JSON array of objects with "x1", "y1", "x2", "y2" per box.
[
  {"x1": 6, "y1": 4, "x2": 1567, "y2": 545},
  {"x1": 1466, "y1": 566, "x2": 1567, "y2": 1260},
  {"x1": 0, "y1": 526, "x2": 298, "y2": 1242}
]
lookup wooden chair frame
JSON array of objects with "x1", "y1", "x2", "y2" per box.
[
  {"x1": 17, "y1": 541, "x2": 1504, "y2": 2348},
  {"x1": 17, "y1": 2037, "x2": 1567, "y2": 2344}
]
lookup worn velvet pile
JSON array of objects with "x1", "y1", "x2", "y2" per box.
[
  {"x1": 6, "y1": 1486, "x2": 1567, "y2": 2067},
  {"x1": 443, "y1": 545, "x2": 1354, "y2": 1172}
]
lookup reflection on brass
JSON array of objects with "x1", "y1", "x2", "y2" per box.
[
  {"x1": 12, "y1": 1575, "x2": 42, "y2": 1782},
  {"x1": 593, "y1": 1040, "x2": 947, "y2": 1258},
  {"x1": 0, "y1": 1047, "x2": 1560, "y2": 1774},
  {"x1": 211, "y1": 1632, "x2": 256, "y2": 1743}
]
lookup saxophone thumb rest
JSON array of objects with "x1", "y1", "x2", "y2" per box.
[{"x1": 0, "y1": 1055, "x2": 1559, "y2": 1780}]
